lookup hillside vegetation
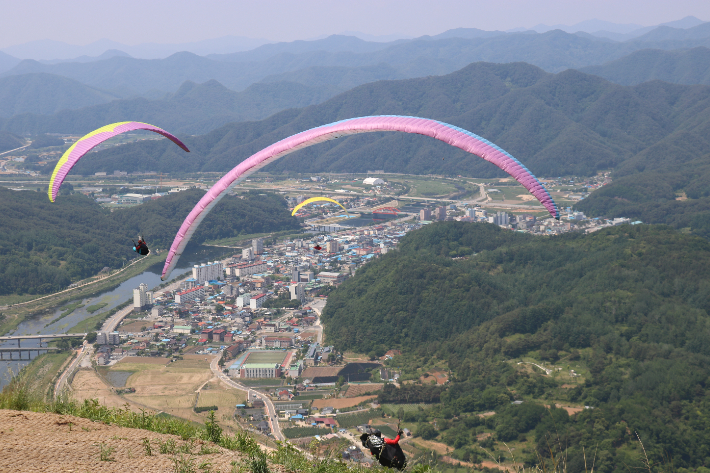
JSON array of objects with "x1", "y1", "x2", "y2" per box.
[
  {"x1": 0, "y1": 187, "x2": 298, "y2": 295},
  {"x1": 322, "y1": 222, "x2": 710, "y2": 470}
]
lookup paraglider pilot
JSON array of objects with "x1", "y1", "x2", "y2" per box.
[
  {"x1": 133, "y1": 236, "x2": 150, "y2": 256},
  {"x1": 360, "y1": 428, "x2": 406, "y2": 470}
]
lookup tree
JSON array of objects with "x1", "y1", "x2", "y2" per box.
[{"x1": 85, "y1": 332, "x2": 97, "y2": 343}]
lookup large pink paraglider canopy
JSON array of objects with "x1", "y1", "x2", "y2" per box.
[{"x1": 161, "y1": 115, "x2": 558, "y2": 280}]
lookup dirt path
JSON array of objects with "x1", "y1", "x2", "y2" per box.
[{"x1": 0, "y1": 409, "x2": 244, "y2": 472}]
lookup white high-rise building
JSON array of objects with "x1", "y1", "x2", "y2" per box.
[
  {"x1": 289, "y1": 283, "x2": 306, "y2": 303},
  {"x1": 133, "y1": 283, "x2": 153, "y2": 311},
  {"x1": 252, "y1": 238, "x2": 264, "y2": 255},
  {"x1": 192, "y1": 261, "x2": 224, "y2": 284},
  {"x1": 242, "y1": 247, "x2": 254, "y2": 260}
]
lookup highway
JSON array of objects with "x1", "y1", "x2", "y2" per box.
[{"x1": 209, "y1": 353, "x2": 285, "y2": 441}]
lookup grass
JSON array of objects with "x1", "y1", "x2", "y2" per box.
[
  {"x1": 335, "y1": 409, "x2": 383, "y2": 429},
  {"x1": 86, "y1": 302, "x2": 108, "y2": 314},
  {"x1": 6, "y1": 351, "x2": 74, "y2": 400},
  {"x1": 282, "y1": 426, "x2": 327, "y2": 439},
  {"x1": 68, "y1": 299, "x2": 131, "y2": 333}
]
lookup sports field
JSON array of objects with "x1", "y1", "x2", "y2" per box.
[{"x1": 243, "y1": 350, "x2": 288, "y2": 364}]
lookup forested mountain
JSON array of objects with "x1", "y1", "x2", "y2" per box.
[
  {"x1": 581, "y1": 47, "x2": 710, "y2": 85},
  {"x1": 0, "y1": 131, "x2": 24, "y2": 153},
  {"x1": 0, "y1": 187, "x2": 298, "y2": 295},
  {"x1": 5, "y1": 29, "x2": 710, "y2": 96},
  {"x1": 322, "y1": 221, "x2": 710, "y2": 469},
  {"x1": 65, "y1": 62, "x2": 710, "y2": 181},
  {"x1": 0, "y1": 79, "x2": 335, "y2": 135},
  {"x1": 0, "y1": 73, "x2": 120, "y2": 118}
]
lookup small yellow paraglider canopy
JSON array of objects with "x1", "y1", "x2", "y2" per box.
[{"x1": 291, "y1": 196, "x2": 348, "y2": 216}]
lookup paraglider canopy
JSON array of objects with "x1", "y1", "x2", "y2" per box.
[
  {"x1": 48, "y1": 121, "x2": 189, "y2": 203},
  {"x1": 292, "y1": 197, "x2": 348, "y2": 216},
  {"x1": 161, "y1": 115, "x2": 559, "y2": 280}
]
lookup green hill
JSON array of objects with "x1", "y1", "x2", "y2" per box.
[
  {"x1": 322, "y1": 221, "x2": 710, "y2": 469},
  {"x1": 0, "y1": 187, "x2": 297, "y2": 296}
]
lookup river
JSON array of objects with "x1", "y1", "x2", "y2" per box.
[{"x1": 0, "y1": 245, "x2": 232, "y2": 391}]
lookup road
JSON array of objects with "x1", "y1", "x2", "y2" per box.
[
  {"x1": 0, "y1": 143, "x2": 30, "y2": 157},
  {"x1": 209, "y1": 353, "x2": 284, "y2": 441},
  {"x1": 308, "y1": 299, "x2": 327, "y2": 345},
  {"x1": 54, "y1": 342, "x2": 88, "y2": 398}
]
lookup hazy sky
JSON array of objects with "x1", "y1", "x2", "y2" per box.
[{"x1": 1, "y1": 0, "x2": 708, "y2": 48}]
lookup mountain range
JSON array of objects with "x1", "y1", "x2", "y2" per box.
[
  {"x1": 64, "y1": 61, "x2": 710, "y2": 179},
  {"x1": 0, "y1": 78, "x2": 334, "y2": 136},
  {"x1": 3, "y1": 24, "x2": 710, "y2": 97}
]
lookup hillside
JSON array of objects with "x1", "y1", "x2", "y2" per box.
[
  {"x1": 580, "y1": 46, "x2": 710, "y2": 85},
  {"x1": 0, "y1": 73, "x2": 120, "y2": 118},
  {"x1": 322, "y1": 221, "x2": 710, "y2": 469},
  {"x1": 0, "y1": 131, "x2": 24, "y2": 152},
  {"x1": 0, "y1": 78, "x2": 335, "y2": 135},
  {"x1": 0, "y1": 187, "x2": 298, "y2": 295},
  {"x1": 66, "y1": 62, "x2": 710, "y2": 180}
]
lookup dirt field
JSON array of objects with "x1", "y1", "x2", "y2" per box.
[
  {"x1": 312, "y1": 395, "x2": 376, "y2": 409},
  {"x1": 344, "y1": 383, "x2": 383, "y2": 398},
  {"x1": 301, "y1": 366, "x2": 342, "y2": 379},
  {"x1": 0, "y1": 409, "x2": 245, "y2": 472},
  {"x1": 115, "y1": 356, "x2": 215, "y2": 423},
  {"x1": 555, "y1": 403, "x2": 584, "y2": 415},
  {"x1": 71, "y1": 369, "x2": 133, "y2": 409},
  {"x1": 419, "y1": 370, "x2": 448, "y2": 385},
  {"x1": 117, "y1": 356, "x2": 172, "y2": 366},
  {"x1": 118, "y1": 320, "x2": 150, "y2": 333}
]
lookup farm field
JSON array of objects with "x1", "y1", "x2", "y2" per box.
[
  {"x1": 344, "y1": 383, "x2": 383, "y2": 397},
  {"x1": 312, "y1": 395, "x2": 376, "y2": 409},
  {"x1": 71, "y1": 369, "x2": 137, "y2": 409}
]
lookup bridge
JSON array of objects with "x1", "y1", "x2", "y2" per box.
[
  {"x1": 0, "y1": 333, "x2": 87, "y2": 347},
  {"x1": 0, "y1": 347, "x2": 60, "y2": 360}
]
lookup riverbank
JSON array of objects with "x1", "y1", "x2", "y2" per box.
[{"x1": 0, "y1": 252, "x2": 165, "y2": 337}]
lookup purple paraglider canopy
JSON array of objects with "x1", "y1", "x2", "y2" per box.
[{"x1": 161, "y1": 115, "x2": 559, "y2": 280}]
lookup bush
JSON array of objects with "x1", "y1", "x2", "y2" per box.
[{"x1": 193, "y1": 405, "x2": 218, "y2": 413}]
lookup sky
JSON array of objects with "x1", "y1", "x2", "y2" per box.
[{"x1": 0, "y1": 0, "x2": 709, "y2": 49}]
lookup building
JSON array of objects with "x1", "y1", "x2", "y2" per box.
[
  {"x1": 252, "y1": 238, "x2": 264, "y2": 255},
  {"x1": 211, "y1": 329, "x2": 226, "y2": 342},
  {"x1": 172, "y1": 325, "x2": 191, "y2": 334},
  {"x1": 435, "y1": 206, "x2": 447, "y2": 221},
  {"x1": 419, "y1": 209, "x2": 431, "y2": 221},
  {"x1": 240, "y1": 363, "x2": 281, "y2": 378},
  {"x1": 234, "y1": 261, "x2": 267, "y2": 278},
  {"x1": 291, "y1": 268, "x2": 300, "y2": 283},
  {"x1": 318, "y1": 272, "x2": 346, "y2": 285},
  {"x1": 133, "y1": 283, "x2": 153, "y2": 311},
  {"x1": 242, "y1": 247, "x2": 254, "y2": 260},
  {"x1": 363, "y1": 178, "x2": 385, "y2": 186},
  {"x1": 175, "y1": 286, "x2": 205, "y2": 304},
  {"x1": 150, "y1": 306, "x2": 164, "y2": 318},
  {"x1": 250, "y1": 293, "x2": 268, "y2": 309},
  {"x1": 326, "y1": 241, "x2": 340, "y2": 253},
  {"x1": 108, "y1": 332, "x2": 120, "y2": 345},
  {"x1": 263, "y1": 336, "x2": 292, "y2": 348},
  {"x1": 289, "y1": 283, "x2": 305, "y2": 302},
  {"x1": 493, "y1": 212, "x2": 509, "y2": 226},
  {"x1": 236, "y1": 294, "x2": 251, "y2": 308},
  {"x1": 192, "y1": 261, "x2": 223, "y2": 284},
  {"x1": 96, "y1": 332, "x2": 108, "y2": 345}
]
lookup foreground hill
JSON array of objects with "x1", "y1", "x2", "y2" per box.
[
  {"x1": 0, "y1": 187, "x2": 297, "y2": 295},
  {"x1": 323, "y1": 222, "x2": 710, "y2": 469}
]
